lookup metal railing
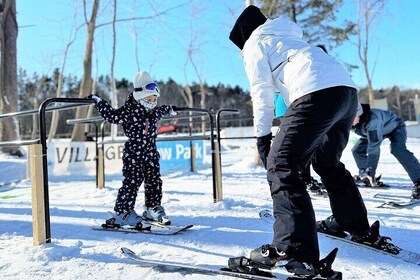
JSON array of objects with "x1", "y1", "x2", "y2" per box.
[{"x1": 0, "y1": 97, "x2": 248, "y2": 245}]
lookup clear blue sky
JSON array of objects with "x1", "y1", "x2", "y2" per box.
[{"x1": 16, "y1": 0, "x2": 420, "y2": 93}]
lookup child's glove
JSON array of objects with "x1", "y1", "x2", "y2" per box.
[{"x1": 87, "y1": 94, "x2": 102, "y2": 103}]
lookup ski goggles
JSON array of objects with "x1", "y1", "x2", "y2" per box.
[{"x1": 134, "y1": 82, "x2": 160, "y2": 92}]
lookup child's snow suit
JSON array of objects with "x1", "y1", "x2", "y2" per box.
[{"x1": 95, "y1": 94, "x2": 174, "y2": 214}]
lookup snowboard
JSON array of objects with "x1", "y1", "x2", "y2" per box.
[
  {"x1": 120, "y1": 247, "x2": 338, "y2": 280},
  {"x1": 378, "y1": 199, "x2": 420, "y2": 208},
  {"x1": 373, "y1": 192, "x2": 419, "y2": 208},
  {"x1": 258, "y1": 209, "x2": 420, "y2": 265},
  {"x1": 93, "y1": 221, "x2": 193, "y2": 235}
]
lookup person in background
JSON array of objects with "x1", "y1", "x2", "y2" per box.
[
  {"x1": 352, "y1": 103, "x2": 420, "y2": 199},
  {"x1": 229, "y1": 5, "x2": 398, "y2": 277},
  {"x1": 83, "y1": 132, "x2": 94, "y2": 142},
  {"x1": 89, "y1": 71, "x2": 177, "y2": 226}
]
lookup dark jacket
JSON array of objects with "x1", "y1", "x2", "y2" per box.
[{"x1": 353, "y1": 104, "x2": 405, "y2": 156}]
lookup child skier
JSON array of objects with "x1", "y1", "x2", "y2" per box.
[{"x1": 90, "y1": 71, "x2": 177, "y2": 226}]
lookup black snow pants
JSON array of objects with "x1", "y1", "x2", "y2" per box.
[{"x1": 266, "y1": 86, "x2": 370, "y2": 263}]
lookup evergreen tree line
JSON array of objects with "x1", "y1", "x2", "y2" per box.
[
  {"x1": 16, "y1": 68, "x2": 420, "y2": 140},
  {"x1": 17, "y1": 68, "x2": 254, "y2": 139}
]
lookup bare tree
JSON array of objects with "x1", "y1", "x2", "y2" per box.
[
  {"x1": 109, "y1": 0, "x2": 118, "y2": 139},
  {"x1": 32, "y1": 76, "x2": 47, "y2": 140},
  {"x1": 357, "y1": 0, "x2": 388, "y2": 106},
  {"x1": 130, "y1": 3, "x2": 141, "y2": 72},
  {"x1": 71, "y1": 0, "x2": 99, "y2": 141},
  {"x1": 0, "y1": 0, "x2": 21, "y2": 156},
  {"x1": 69, "y1": 1, "x2": 192, "y2": 140},
  {"x1": 48, "y1": 13, "x2": 81, "y2": 141},
  {"x1": 183, "y1": 4, "x2": 209, "y2": 133}
]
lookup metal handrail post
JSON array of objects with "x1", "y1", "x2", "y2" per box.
[
  {"x1": 94, "y1": 123, "x2": 99, "y2": 187},
  {"x1": 216, "y1": 109, "x2": 240, "y2": 149},
  {"x1": 38, "y1": 97, "x2": 95, "y2": 243},
  {"x1": 173, "y1": 108, "x2": 220, "y2": 202},
  {"x1": 214, "y1": 109, "x2": 240, "y2": 202}
]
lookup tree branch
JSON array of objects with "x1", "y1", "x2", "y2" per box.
[{"x1": 95, "y1": 1, "x2": 192, "y2": 28}]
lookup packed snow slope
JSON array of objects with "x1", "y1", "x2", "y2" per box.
[{"x1": 0, "y1": 134, "x2": 419, "y2": 279}]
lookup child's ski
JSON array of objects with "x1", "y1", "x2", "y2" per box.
[{"x1": 92, "y1": 220, "x2": 193, "y2": 235}]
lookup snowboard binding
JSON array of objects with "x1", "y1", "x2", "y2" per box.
[
  {"x1": 316, "y1": 248, "x2": 342, "y2": 279},
  {"x1": 351, "y1": 221, "x2": 401, "y2": 254},
  {"x1": 227, "y1": 256, "x2": 276, "y2": 277},
  {"x1": 354, "y1": 174, "x2": 390, "y2": 188},
  {"x1": 227, "y1": 248, "x2": 342, "y2": 279}
]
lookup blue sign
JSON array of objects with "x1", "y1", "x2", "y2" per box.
[{"x1": 157, "y1": 140, "x2": 211, "y2": 170}]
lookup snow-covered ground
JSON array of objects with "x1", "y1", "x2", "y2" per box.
[{"x1": 0, "y1": 134, "x2": 419, "y2": 280}]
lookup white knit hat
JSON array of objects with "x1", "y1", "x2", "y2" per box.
[{"x1": 132, "y1": 71, "x2": 160, "y2": 101}]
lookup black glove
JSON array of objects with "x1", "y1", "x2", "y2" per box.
[
  {"x1": 256, "y1": 132, "x2": 272, "y2": 169},
  {"x1": 172, "y1": 106, "x2": 188, "y2": 112}
]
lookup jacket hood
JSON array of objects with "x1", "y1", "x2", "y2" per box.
[
  {"x1": 252, "y1": 17, "x2": 303, "y2": 39},
  {"x1": 354, "y1": 103, "x2": 371, "y2": 130},
  {"x1": 359, "y1": 103, "x2": 371, "y2": 124},
  {"x1": 229, "y1": 5, "x2": 266, "y2": 50}
]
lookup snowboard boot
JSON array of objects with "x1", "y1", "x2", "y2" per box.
[
  {"x1": 316, "y1": 215, "x2": 347, "y2": 238},
  {"x1": 249, "y1": 244, "x2": 289, "y2": 269},
  {"x1": 143, "y1": 205, "x2": 171, "y2": 225},
  {"x1": 351, "y1": 220, "x2": 400, "y2": 254},
  {"x1": 104, "y1": 210, "x2": 144, "y2": 229},
  {"x1": 411, "y1": 182, "x2": 420, "y2": 200}
]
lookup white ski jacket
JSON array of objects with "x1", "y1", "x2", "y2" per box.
[{"x1": 242, "y1": 17, "x2": 357, "y2": 137}]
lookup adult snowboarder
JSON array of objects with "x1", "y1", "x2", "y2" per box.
[
  {"x1": 89, "y1": 71, "x2": 177, "y2": 226},
  {"x1": 229, "y1": 5, "x2": 397, "y2": 277},
  {"x1": 352, "y1": 103, "x2": 420, "y2": 199}
]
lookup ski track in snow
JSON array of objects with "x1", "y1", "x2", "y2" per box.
[{"x1": 0, "y1": 135, "x2": 419, "y2": 279}]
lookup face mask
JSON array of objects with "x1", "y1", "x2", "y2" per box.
[{"x1": 138, "y1": 98, "x2": 157, "y2": 110}]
